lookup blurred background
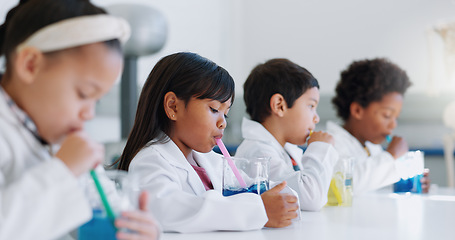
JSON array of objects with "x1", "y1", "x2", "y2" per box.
[{"x1": 1, "y1": 0, "x2": 455, "y2": 187}]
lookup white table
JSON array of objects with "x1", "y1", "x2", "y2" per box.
[{"x1": 162, "y1": 187, "x2": 455, "y2": 240}]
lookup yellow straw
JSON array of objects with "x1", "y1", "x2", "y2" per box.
[{"x1": 330, "y1": 178, "x2": 343, "y2": 204}]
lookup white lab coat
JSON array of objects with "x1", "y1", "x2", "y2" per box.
[
  {"x1": 0, "y1": 91, "x2": 91, "y2": 240},
  {"x1": 326, "y1": 120, "x2": 402, "y2": 194},
  {"x1": 235, "y1": 118, "x2": 338, "y2": 211},
  {"x1": 129, "y1": 136, "x2": 268, "y2": 233}
]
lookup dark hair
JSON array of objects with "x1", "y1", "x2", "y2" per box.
[
  {"x1": 0, "y1": 0, "x2": 121, "y2": 71},
  {"x1": 332, "y1": 58, "x2": 411, "y2": 121},
  {"x1": 243, "y1": 58, "x2": 319, "y2": 123},
  {"x1": 115, "y1": 52, "x2": 235, "y2": 171}
]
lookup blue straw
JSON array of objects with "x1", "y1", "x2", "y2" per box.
[{"x1": 385, "y1": 135, "x2": 392, "y2": 144}]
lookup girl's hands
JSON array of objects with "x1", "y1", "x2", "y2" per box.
[
  {"x1": 55, "y1": 131, "x2": 104, "y2": 176},
  {"x1": 116, "y1": 191, "x2": 160, "y2": 240},
  {"x1": 261, "y1": 181, "x2": 299, "y2": 228}
]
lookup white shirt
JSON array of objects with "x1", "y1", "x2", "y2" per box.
[
  {"x1": 128, "y1": 136, "x2": 268, "y2": 233},
  {"x1": 326, "y1": 120, "x2": 402, "y2": 194},
  {"x1": 235, "y1": 118, "x2": 338, "y2": 211},
  {"x1": 0, "y1": 88, "x2": 91, "y2": 240}
]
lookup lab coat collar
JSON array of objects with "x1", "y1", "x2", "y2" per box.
[
  {"x1": 0, "y1": 87, "x2": 17, "y2": 125},
  {"x1": 0, "y1": 88, "x2": 50, "y2": 160},
  {"x1": 242, "y1": 117, "x2": 303, "y2": 167},
  {"x1": 241, "y1": 117, "x2": 284, "y2": 152},
  {"x1": 284, "y1": 143, "x2": 303, "y2": 165},
  {"x1": 152, "y1": 137, "x2": 222, "y2": 195},
  {"x1": 192, "y1": 151, "x2": 222, "y2": 191},
  {"x1": 326, "y1": 120, "x2": 367, "y2": 157}
]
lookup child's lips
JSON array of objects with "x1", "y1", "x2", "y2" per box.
[
  {"x1": 68, "y1": 126, "x2": 82, "y2": 133},
  {"x1": 213, "y1": 135, "x2": 223, "y2": 146}
]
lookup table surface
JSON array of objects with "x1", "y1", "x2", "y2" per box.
[{"x1": 161, "y1": 187, "x2": 455, "y2": 240}]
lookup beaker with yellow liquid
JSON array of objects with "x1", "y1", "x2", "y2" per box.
[{"x1": 326, "y1": 157, "x2": 353, "y2": 206}]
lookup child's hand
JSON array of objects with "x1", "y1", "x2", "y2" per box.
[
  {"x1": 307, "y1": 131, "x2": 334, "y2": 145},
  {"x1": 261, "y1": 181, "x2": 299, "y2": 228},
  {"x1": 386, "y1": 136, "x2": 408, "y2": 159},
  {"x1": 421, "y1": 168, "x2": 430, "y2": 193},
  {"x1": 55, "y1": 131, "x2": 104, "y2": 177},
  {"x1": 115, "y1": 191, "x2": 160, "y2": 240}
]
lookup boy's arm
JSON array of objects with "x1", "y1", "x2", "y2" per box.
[
  {"x1": 352, "y1": 151, "x2": 400, "y2": 194},
  {"x1": 291, "y1": 142, "x2": 338, "y2": 211}
]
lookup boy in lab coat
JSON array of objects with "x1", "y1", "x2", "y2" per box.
[
  {"x1": 327, "y1": 58, "x2": 430, "y2": 194},
  {"x1": 235, "y1": 58, "x2": 339, "y2": 211}
]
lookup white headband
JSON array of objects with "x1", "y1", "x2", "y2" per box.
[{"x1": 16, "y1": 15, "x2": 131, "y2": 53}]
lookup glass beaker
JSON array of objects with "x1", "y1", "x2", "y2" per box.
[
  {"x1": 78, "y1": 169, "x2": 138, "y2": 239},
  {"x1": 327, "y1": 157, "x2": 353, "y2": 206},
  {"x1": 393, "y1": 151, "x2": 425, "y2": 193},
  {"x1": 222, "y1": 157, "x2": 270, "y2": 196}
]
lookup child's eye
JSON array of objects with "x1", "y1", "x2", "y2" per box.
[
  {"x1": 224, "y1": 114, "x2": 229, "y2": 119},
  {"x1": 78, "y1": 91, "x2": 88, "y2": 99},
  {"x1": 210, "y1": 107, "x2": 219, "y2": 113}
]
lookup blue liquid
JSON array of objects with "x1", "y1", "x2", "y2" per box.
[
  {"x1": 393, "y1": 174, "x2": 423, "y2": 193},
  {"x1": 78, "y1": 209, "x2": 117, "y2": 240},
  {"x1": 223, "y1": 181, "x2": 269, "y2": 196}
]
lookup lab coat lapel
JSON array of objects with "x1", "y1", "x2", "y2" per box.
[
  {"x1": 194, "y1": 151, "x2": 223, "y2": 190},
  {"x1": 0, "y1": 94, "x2": 50, "y2": 161},
  {"x1": 154, "y1": 139, "x2": 207, "y2": 195},
  {"x1": 327, "y1": 121, "x2": 367, "y2": 159},
  {"x1": 242, "y1": 117, "x2": 285, "y2": 154},
  {"x1": 284, "y1": 143, "x2": 304, "y2": 169},
  {"x1": 242, "y1": 117, "x2": 292, "y2": 164}
]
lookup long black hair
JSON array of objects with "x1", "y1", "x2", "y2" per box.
[
  {"x1": 0, "y1": 0, "x2": 121, "y2": 79},
  {"x1": 116, "y1": 52, "x2": 235, "y2": 171}
]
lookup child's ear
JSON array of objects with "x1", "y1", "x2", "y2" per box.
[
  {"x1": 350, "y1": 102, "x2": 364, "y2": 120},
  {"x1": 270, "y1": 93, "x2": 287, "y2": 117},
  {"x1": 164, "y1": 91, "x2": 179, "y2": 120},
  {"x1": 13, "y1": 47, "x2": 45, "y2": 84}
]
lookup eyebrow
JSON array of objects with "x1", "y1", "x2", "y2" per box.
[
  {"x1": 88, "y1": 81, "x2": 102, "y2": 92},
  {"x1": 209, "y1": 99, "x2": 232, "y2": 108},
  {"x1": 380, "y1": 106, "x2": 397, "y2": 113},
  {"x1": 221, "y1": 103, "x2": 232, "y2": 110},
  {"x1": 309, "y1": 97, "x2": 319, "y2": 103}
]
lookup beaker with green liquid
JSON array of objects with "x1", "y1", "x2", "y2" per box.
[{"x1": 327, "y1": 157, "x2": 353, "y2": 206}]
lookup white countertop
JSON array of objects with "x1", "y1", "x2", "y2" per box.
[{"x1": 162, "y1": 187, "x2": 455, "y2": 240}]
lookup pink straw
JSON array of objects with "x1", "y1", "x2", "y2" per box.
[{"x1": 216, "y1": 138, "x2": 247, "y2": 188}]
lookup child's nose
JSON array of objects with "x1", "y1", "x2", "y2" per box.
[
  {"x1": 314, "y1": 112, "x2": 320, "y2": 124},
  {"x1": 389, "y1": 118, "x2": 398, "y2": 129},
  {"x1": 218, "y1": 116, "x2": 227, "y2": 130},
  {"x1": 80, "y1": 103, "x2": 95, "y2": 120}
]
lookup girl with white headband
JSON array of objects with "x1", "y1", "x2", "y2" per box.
[{"x1": 0, "y1": 0, "x2": 159, "y2": 239}]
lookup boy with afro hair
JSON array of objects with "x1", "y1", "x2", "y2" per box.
[{"x1": 327, "y1": 58, "x2": 429, "y2": 194}]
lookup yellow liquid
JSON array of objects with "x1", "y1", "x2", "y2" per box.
[
  {"x1": 342, "y1": 185, "x2": 353, "y2": 206},
  {"x1": 327, "y1": 178, "x2": 343, "y2": 206},
  {"x1": 326, "y1": 172, "x2": 353, "y2": 206}
]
